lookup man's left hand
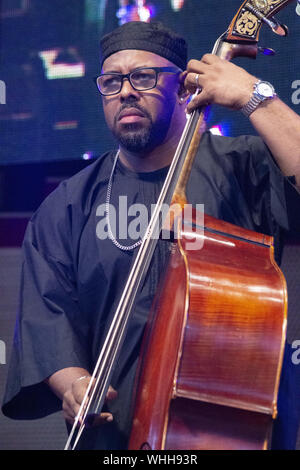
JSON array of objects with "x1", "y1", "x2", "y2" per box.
[{"x1": 183, "y1": 54, "x2": 257, "y2": 113}]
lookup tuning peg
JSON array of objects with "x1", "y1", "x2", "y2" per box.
[
  {"x1": 258, "y1": 46, "x2": 276, "y2": 56},
  {"x1": 262, "y1": 16, "x2": 289, "y2": 36},
  {"x1": 246, "y1": 4, "x2": 289, "y2": 36}
]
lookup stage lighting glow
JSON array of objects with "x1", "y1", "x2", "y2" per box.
[
  {"x1": 116, "y1": 1, "x2": 130, "y2": 24},
  {"x1": 82, "y1": 151, "x2": 94, "y2": 160},
  {"x1": 209, "y1": 124, "x2": 228, "y2": 136},
  {"x1": 1, "y1": 0, "x2": 29, "y2": 18},
  {"x1": 170, "y1": 0, "x2": 185, "y2": 12},
  {"x1": 53, "y1": 121, "x2": 78, "y2": 130},
  {"x1": 138, "y1": 4, "x2": 151, "y2": 22},
  {"x1": 39, "y1": 49, "x2": 85, "y2": 80},
  {"x1": 117, "y1": 0, "x2": 154, "y2": 24}
]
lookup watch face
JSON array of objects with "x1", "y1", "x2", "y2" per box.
[{"x1": 256, "y1": 81, "x2": 274, "y2": 98}]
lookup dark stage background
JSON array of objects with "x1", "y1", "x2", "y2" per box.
[{"x1": 0, "y1": 0, "x2": 299, "y2": 450}]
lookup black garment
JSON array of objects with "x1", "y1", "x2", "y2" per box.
[{"x1": 2, "y1": 132, "x2": 300, "y2": 449}]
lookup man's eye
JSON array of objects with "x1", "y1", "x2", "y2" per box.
[
  {"x1": 132, "y1": 72, "x2": 154, "y2": 82},
  {"x1": 103, "y1": 76, "x2": 120, "y2": 88}
]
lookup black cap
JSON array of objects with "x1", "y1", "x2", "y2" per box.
[{"x1": 100, "y1": 21, "x2": 187, "y2": 70}]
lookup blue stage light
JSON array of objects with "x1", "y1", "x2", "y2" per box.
[{"x1": 209, "y1": 123, "x2": 231, "y2": 137}]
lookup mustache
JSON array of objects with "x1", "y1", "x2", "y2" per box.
[{"x1": 114, "y1": 101, "x2": 152, "y2": 125}]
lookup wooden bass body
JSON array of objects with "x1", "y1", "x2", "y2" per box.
[{"x1": 129, "y1": 212, "x2": 287, "y2": 450}]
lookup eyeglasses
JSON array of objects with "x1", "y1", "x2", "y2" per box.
[{"x1": 94, "y1": 66, "x2": 180, "y2": 96}]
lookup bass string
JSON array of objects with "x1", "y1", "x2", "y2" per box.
[
  {"x1": 84, "y1": 107, "x2": 200, "y2": 416},
  {"x1": 65, "y1": 97, "x2": 203, "y2": 451}
]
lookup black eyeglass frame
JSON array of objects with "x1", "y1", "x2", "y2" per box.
[{"x1": 94, "y1": 66, "x2": 180, "y2": 96}]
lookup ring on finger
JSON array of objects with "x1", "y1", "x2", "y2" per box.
[{"x1": 195, "y1": 73, "x2": 202, "y2": 92}]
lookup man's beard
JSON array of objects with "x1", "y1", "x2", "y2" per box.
[
  {"x1": 114, "y1": 121, "x2": 153, "y2": 153},
  {"x1": 112, "y1": 100, "x2": 175, "y2": 154}
]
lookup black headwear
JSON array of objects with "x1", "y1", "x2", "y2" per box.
[{"x1": 100, "y1": 21, "x2": 187, "y2": 70}]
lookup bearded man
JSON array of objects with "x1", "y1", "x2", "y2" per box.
[{"x1": 2, "y1": 21, "x2": 300, "y2": 450}]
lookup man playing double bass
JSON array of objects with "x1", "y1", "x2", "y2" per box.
[{"x1": 2, "y1": 21, "x2": 300, "y2": 450}]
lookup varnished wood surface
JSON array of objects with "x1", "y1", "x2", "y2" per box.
[
  {"x1": 129, "y1": 212, "x2": 286, "y2": 450},
  {"x1": 177, "y1": 213, "x2": 286, "y2": 415}
]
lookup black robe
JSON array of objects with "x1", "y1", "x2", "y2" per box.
[{"x1": 2, "y1": 132, "x2": 300, "y2": 449}]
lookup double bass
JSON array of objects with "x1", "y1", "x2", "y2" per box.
[{"x1": 66, "y1": 0, "x2": 295, "y2": 450}]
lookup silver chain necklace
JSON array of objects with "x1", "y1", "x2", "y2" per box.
[{"x1": 105, "y1": 150, "x2": 143, "y2": 251}]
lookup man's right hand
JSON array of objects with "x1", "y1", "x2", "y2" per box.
[
  {"x1": 62, "y1": 376, "x2": 118, "y2": 426},
  {"x1": 45, "y1": 367, "x2": 118, "y2": 426}
]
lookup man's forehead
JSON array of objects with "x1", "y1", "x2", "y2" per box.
[{"x1": 102, "y1": 49, "x2": 173, "y2": 72}]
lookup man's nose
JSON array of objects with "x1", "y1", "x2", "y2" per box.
[{"x1": 119, "y1": 78, "x2": 140, "y2": 101}]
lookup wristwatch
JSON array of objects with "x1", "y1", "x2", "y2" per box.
[{"x1": 241, "y1": 80, "x2": 276, "y2": 118}]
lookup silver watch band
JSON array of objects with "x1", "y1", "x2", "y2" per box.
[
  {"x1": 241, "y1": 80, "x2": 276, "y2": 118},
  {"x1": 241, "y1": 94, "x2": 265, "y2": 118}
]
